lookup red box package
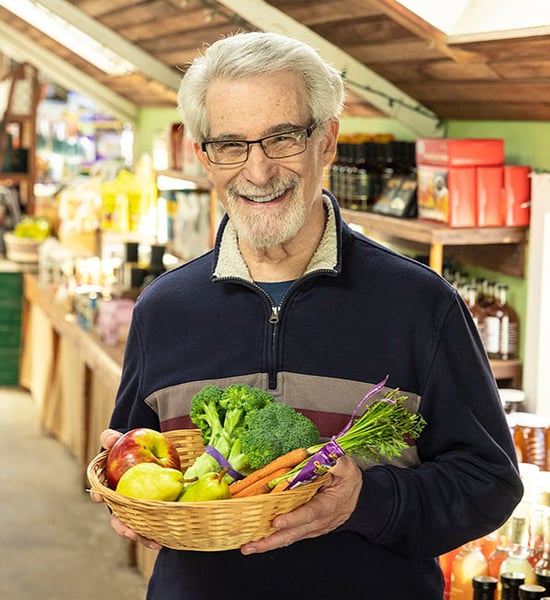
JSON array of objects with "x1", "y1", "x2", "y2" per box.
[
  {"x1": 416, "y1": 138, "x2": 505, "y2": 227},
  {"x1": 416, "y1": 138, "x2": 504, "y2": 167},
  {"x1": 477, "y1": 166, "x2": 504, "y2": 227},
  {"x1": 503, "y1": 166, "x2": 531, "y2": 226},
  {"x1": 417, "y1": 165, "x2": 477, "y2": 227}
]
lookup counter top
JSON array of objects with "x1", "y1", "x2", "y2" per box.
[{"x1": 23, "y1": 273, "x2": 124, "y2": 391}]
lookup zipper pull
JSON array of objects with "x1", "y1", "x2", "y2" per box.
[{"x1": 269, "y1": 306, "x2": 280, "y2": 324}]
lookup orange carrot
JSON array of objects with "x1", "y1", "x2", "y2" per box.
[
  {"x1": 231, "y1": 467, "x2": 291, "y2": 498},
  {"x1": 269, "y1": 478, "x2": 291, "y2": 493},
  {"x1": 229, "y1": 447, "x2": 308, "y2": 497}
]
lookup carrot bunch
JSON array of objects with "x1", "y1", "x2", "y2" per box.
[{"x1": 229, "y1": 448, "x2": 308, "y2": 498}]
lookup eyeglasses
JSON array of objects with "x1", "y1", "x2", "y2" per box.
[{"x1": 201, "y1": 125, "x2": 317, "y2": 165}]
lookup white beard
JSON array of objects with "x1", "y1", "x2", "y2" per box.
[{"x1": 226, "y1": 175, "x2": 305, "y2": 248}]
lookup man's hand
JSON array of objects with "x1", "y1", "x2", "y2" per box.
[
  {"x1": 90, "y1": 428, "x2": 163, "y2": 551},
  {"x1": 240, "y1": 455, "x2": 363, "y2": 555}
]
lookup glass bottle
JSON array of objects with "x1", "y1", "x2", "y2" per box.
[
  {"x1": 350, "y1": 142, "x2": 369, "y2": 211},
  {"x1": 536, "y1": 510, "x2": 550, "y2": 586},
  {"x1": 463, "y1": 284, "x2": 487, "y2": 346},
  {"x1": 441, "y1": 546, "x2": 463, "y2": 600},
  {"x1": 329, "y1": 142, "x2": 343, "y2": 199},
  {"x1": 501, "y1": 572, "x2": 526, "y2": 600},
  {"x1": 488, "y1": 520, "x2": 512, "y2": 578},
  {"x1": 518, "y1": 583, "x2": 546, "y2": 598},
  {"x1": 500, "y1": 515, "x2": 537, "y2": 585},
  {"x1": 529, "y1": 506, "x2": 547, "y2": 568},
  {"x1": 450, "y1": 541, "x2": 489, "y2": 599},
  {"x1": 472, "y1": 575, "x2": 498, "y2": 600},
  {"x1": 496, "y1": 283, "x2": 520, "y2": 360}
]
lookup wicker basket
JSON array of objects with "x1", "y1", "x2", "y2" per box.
[
  {"x1": 3, "y1": 232, "x2": 43, "y2": 263},
  {"x1": 87, "y1": 429, "x2": 329, "y2": 551}
]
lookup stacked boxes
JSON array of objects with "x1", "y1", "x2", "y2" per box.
[{"x1": 416, "y1": 138, "x2": 531, "y2": 227}]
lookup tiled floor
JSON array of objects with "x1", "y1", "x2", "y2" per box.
[{"x1": 0, "y1": 387, "x2": 147, "y2": 600}]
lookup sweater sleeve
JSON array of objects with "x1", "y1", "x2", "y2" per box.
[
  {"x1": 108, "y1": 306, "x2": 161, "y2": 432},
  {"x1": 340, "y1": 293, "x2": 524, "y2": 559}
]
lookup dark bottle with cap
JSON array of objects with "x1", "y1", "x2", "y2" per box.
[
  {"x1": 472, "y1": 575, "x2": 498, "y2": 599},
  {"x1": 519, "y1": 583, "x2": 546, "y2": 598},
  {"x1": 501, "y1": 572, "x2": 526, "y2": 600}
]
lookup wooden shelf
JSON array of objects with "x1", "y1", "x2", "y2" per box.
[
  {"x1": 156, "y1": 169, "x2": 211, "y2": 191},
  {"x1": 341, "y1": 209, "x2": 528, "y2": 278},
  {"x1": 490, "y1": 359, "x2": 522, "y2": 388},
  {"x1": 0, "y1": 63, "x2": 40, "y2": 213}
]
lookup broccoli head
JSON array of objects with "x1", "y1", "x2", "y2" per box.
[
  {"x1": 189, "y1": 384, "x2": 225, "y2": 445},
  {"x1": 219, "y1": 384, "x2": 274, "y2": 437},
  {"x1": 239, "y1": 402, "x2": 320, "y2": 470}
]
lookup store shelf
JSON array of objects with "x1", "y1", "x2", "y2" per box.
[
  {"x1": 490, "y1": 359, "x2": 522, "y2": 388},
  {"x1": 341, "y1": 209, "x2": 528, "y2": 278},
  {"x1": 156, "y1": 169, "x2": 211, "y2": 191}
]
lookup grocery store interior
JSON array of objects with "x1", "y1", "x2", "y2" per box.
[{"x1": 1, "y1": 1, "x2": 550, "y2": 598}]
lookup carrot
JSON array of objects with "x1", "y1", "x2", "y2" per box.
[
  {"x1": 231, "y1": 467, "x2": 291, "y2": 498},
  {"x1": 269, "y1": 478, "x2": 290, "y2": 493},
  {"x1": 229, "y1": 447, "x2": 308, "y2": 497}
]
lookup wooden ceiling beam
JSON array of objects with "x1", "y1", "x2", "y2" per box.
[
  {"x1": 215, "y1": 0, "x2": 444, "y2": 137},
  {"x1": 367, "y1": 0, "x2": 481, "y2": 64},
  {"x1": 34, "y1": 0, "x2": 181, "y2": 90},
  {"x1": 0, "y1": 21, "x2": 138, "y2": 124}
]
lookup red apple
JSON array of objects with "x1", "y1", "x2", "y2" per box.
[{"x1": 105, "y1": 428, "x2": 181, "y2": 489}]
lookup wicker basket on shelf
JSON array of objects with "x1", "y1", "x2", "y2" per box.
[
  {"x1": 87, "y1": 428, "x2": 329, "y2": 552},
  {"x1": 3, "y1": 232, "x2": 43, "y2": 263}
]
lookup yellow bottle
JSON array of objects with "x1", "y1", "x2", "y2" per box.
[{"x1": 450, "y1": 541, "x2": 489, "y2": 600}]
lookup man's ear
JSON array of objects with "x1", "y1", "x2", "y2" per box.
[
  {"x1": 322, "y1": 119, "x2": 340, "y2": 167},
  {"x1": 194, "y1": 142, "x2": 214, "y2": 182}
]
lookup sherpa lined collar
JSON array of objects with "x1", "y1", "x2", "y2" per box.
[{"x1": 212, "y1": 194, "x2": 339, "y2": 282}]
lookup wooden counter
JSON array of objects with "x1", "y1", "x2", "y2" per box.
[{"x1": 20, "y1": 273, "x2": 125, "y2": 474}]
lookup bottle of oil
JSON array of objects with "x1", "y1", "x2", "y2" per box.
[
  {"x1": 501, "y1": 572, "x2": 526, "y2": 600},
  {"x1": 472, "y1": 575, "x2": 498, "y2": 599},
  {"x1": 500, "y1": 514, "x2": 536, "y2": 586},
  {"x1": 450, "y1": 541, "x2": 488, "y2": 599},
  {"x1": 496, "y1": 283, "x2": 520, "y2": 360},
  {"x1": 488, "y1": 520, "x2": 512, "y2": 578},
  {"x1": 463, "y1": 284, "x2": 487, "y2": 346},
  {"x1": 535, "y1": 510, "x2": 550, "y2": 592},
  {"x1": 518, "y1": 583, "x2": 546, "y2": 598}
]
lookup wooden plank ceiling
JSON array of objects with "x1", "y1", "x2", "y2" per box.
[{"x1": 1, "y1": 0, "x2": 550, "y2": 128}]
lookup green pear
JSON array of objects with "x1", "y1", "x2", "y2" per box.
[
  {"x1": 116, "y1": 462, "x2": 184, "y2": 501},
  {"x1": 178, "y1": 470, "x2": 230, "y2": 502}
]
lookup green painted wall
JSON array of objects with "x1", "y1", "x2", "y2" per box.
[{"x1": 136, "y1": 107, "x2": 180, "y2": 163}]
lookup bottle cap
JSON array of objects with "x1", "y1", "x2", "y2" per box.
[{"x1": 473, "y1": 575, "x2": 498, "y2": 589}]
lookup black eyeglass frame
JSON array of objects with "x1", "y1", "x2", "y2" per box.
[{"x1": 200, "y1": 124, "x2": 317, "y2": 166}]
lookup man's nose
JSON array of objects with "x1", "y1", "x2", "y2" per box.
[{"x1": 241, "y1": 142, "x2": 278, "y2": 183}]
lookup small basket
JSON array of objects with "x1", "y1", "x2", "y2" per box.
[
  {"x1": 87, "y1": 429, "x2": 329, "y2": 551},
  {"x1": 3, "y1": 232, "x2": 43, "y2": 263}
]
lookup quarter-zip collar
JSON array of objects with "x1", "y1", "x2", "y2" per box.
[{"x1": 211, "y1": 191, "x2": 341, "y2": 282}]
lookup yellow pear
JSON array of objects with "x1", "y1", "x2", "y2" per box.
[
  {"x1": 116, "y1": 462, "x2": 184, "y2": 501},
  {"x1": 178, "y1": 470, "x2": 230, "y2": 502}
]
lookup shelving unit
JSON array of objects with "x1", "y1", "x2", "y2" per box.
[
  {"x1": 156, "y1": 168, "x2": 219, "y2": 250},
  {"x1": 341, "y1": 208, "x2": 526, "y2": 387},
  {"x1": 341, "y1": 209, "x2": 528, "y2": 278},
  {"x1": 0, "y1": 63, "x2": 41, "y2": 213}
]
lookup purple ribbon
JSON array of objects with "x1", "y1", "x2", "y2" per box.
[
  {"x1": 204, "y1": 445, "x2": 244, "y2": 480},
  {"x1": 287, "y1": 438, "x2": 345, "y2": 489},
  {"x1": 336, "y1": 375, "x2": 389, "y2": 437}
]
